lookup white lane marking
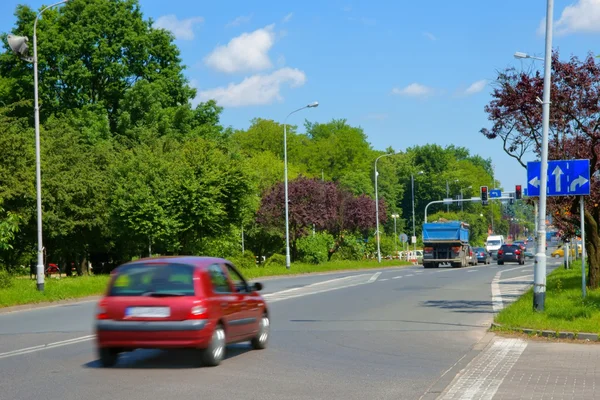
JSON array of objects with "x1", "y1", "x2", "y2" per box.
[
  {"x1": 392, "y1": 276, "x2": 403, "y2": 279},
  {"x1": 0, "y1": 335, "x2": 95, "y2": 360},
  {"x1": 405, "y1": 274, "x2": 414, "y2": 277},
  {"x1": 498, "y1": 274, "x2": 533, "y2": 282},
  {"x1": 367, "y1": 272, "x2": 381, "y2": 283},
  {"x1": 467, "y1": 270, "x2": 477, "y2": 273},
  {"x1": 379, "y1": 278, "x2": 389, "y2": 281},
  {"x1": 438, "y1": 338, "x2": 528, "y2": 400},
  {"x1": 491, "y1": 265, "x2": 530, "y2": 313}
]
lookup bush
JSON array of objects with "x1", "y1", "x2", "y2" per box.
[
  {"x1": 0, "y1": 269, "x2": 14, "y2": 289},
  {"x1": 297, "y1": 232, "x2": 334, "y2": 264},
  {"x1": 264, "y1": 253, "x2": 286, "y2": 267},
  {"x1": 330, "y1": 232, "x2": 367, "y2": 261},
  {"x1": 229, "y1": 250, "x2": 257, "y2": 269}
]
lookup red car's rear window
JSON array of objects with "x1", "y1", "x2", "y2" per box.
[{"x1": 108, "y1": 262, "x2": 196, "y2": 297}]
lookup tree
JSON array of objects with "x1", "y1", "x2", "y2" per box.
[
  {"x1": 0, "y1": 0, "x2": 196, "y2": 132},
  {"x1": 256, "y1": 176, "x2": 339, "y2": 261},
  {"x1": 481, "y1": 50, "x2": 600, "y2": 288}
]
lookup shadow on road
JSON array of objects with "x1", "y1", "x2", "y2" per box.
[
  {"x1": 83, "y1": 343, "x2": 252, "y2": 369},
  {"x1": 421, "y1": 300, "x2": 494, "y2": 314}
]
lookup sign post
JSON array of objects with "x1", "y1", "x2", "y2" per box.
[{"x1": 527, "y1": 159, "x2": 591, "y2": 300}]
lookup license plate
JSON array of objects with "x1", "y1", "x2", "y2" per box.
[
  {"x1": 125, "y1": 306, "x2": 170, "y2": 318},
  {"x1": 506, "y1": 252, "x2": 513, "y2": 255}
]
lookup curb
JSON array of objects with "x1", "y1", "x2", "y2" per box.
[
  {"x1": 491, "y1": 322, "x2": 600, "y2": 342},
  {"x1": 0, "y1": 295, "x2": 102, "y2": 315}
]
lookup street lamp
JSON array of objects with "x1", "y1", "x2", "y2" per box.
[
  {"x1": 391, "y1": 214, "x2": 399, "y2": 256},
  {"x1": 514, "y1": 51, "x2": 545, "y2": 61},
  {"x1": 374, "y1": 152, "x2": 400, "y2": 262},
  {"x1": 514, "y1": 0, "x2": 554, "y2": 312},
  {"x1": 283, "y1": 101, "x2": 319, "y2": 269},
  {"x1": 7, "y1": 0, "x2": 70, "y2": 291},
  {"x1": 412, "y1": 171, "x2": 423, "y2": 254}
]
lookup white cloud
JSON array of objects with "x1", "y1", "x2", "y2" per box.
[
  {"x1": 204, "y1": 24, "x2": 276, "y2": 73},
  {"x1": 195, "y1": 67, "x2": 307, "y2": 107},
  {"x1": 537, "y1": 0, "x2": 600, "y2": 36},
  {"x1": 392, "y1": 83, "x2": 434, "y2": 97},
  {"x1": 282, "y1": 12, "x2": 293, "y2": 23},
  {"x1": 154, "y1": 15, "x2": 204, "y2": 40},
  {"x1": 464, "y1": 79, "x2": 488, "y2": 95},
  {"x1": 226, "y1": 14, "x2": 252, "y2": 28},
  {"x1": 423, "y1": 31, "x2": 437, "y2": 41}
]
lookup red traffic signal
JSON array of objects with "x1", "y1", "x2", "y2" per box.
[
  {"x1": 515, "y1": 185, "x2": 522, "y2": 200},
  {"x1": 480, "y1": 186, "x2": 488, "y2": 202}
]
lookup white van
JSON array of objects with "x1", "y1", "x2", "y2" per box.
[{"x1": 486, "y1": 235, "x2": 505, "y2": 255}]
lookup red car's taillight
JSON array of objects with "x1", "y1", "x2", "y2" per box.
[
  {"x1": 96, "y1": 299, "x2": 108, "y2": 320},
  {"x1": 189, "y1": 303, "x2": 207, "y2": 319}
]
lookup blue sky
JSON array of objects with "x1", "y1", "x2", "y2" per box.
[{"x1": 2, "y1": 0, "x2": 599, "y2": 194}]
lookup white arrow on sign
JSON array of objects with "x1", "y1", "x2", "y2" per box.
[
  {"x1": 570, "y1": 175, "x2": 589, "y2": 192},
  {"x1": 552, "y1": 165, "x2": 563, "y2": 192},
  {"x1": 529, "y1": 176, "x2": 540, "y2": 188}
]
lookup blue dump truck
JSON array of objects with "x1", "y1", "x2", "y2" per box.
[{"x1": 422, "y1": 220, "x2": 470, "y2": 268}]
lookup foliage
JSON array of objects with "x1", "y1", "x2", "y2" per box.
[
  {"x1": 482, "y1": 50, "x2": 600, "y2": 287},
  {"x1": 0, "y1": 206, "x2": 20, "y2": 252},
  {"x1": 0, "y1": 0, "x2": 195, "y2": 131},
  {"x1": 264, "y1": 253, "x2": 286, "y2": 268},
  {"x1": 229, "y1": 250, "x2": 257, "y2": 270},
  {"x1": 329, "y1": 232, "x2": 368, "y2": 261},
  {"x1": 297, "y1": 232, "x2": 334, "y2": 264},
  {"x1": 0, "y1": 269, "x2": 14, "y2": 289}
]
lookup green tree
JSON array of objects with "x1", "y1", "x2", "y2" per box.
[{"x1": 0, "y1": 0, "x2": 196, "y2": 131}]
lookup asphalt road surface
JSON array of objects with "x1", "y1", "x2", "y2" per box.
[{"x1": 0, "y1": 258, "x2": 560, "y2": 400}]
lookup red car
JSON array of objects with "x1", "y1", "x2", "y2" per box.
[{"x1": 94, "y1": 256, "x2": 269, "y2": 368}]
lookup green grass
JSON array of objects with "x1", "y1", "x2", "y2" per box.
[
  {"x1": 239, "y1": 259, "x2": 412, "y2": 279},
  {"x1": 0, "y1": 275, "x2": 111, "y2": 308},
  {"x1": 494, "y1": 260, "x2": 600, "y2": 334},
  {"x1": 0, "y1": 259, "x2": 411, "y2": 308}
]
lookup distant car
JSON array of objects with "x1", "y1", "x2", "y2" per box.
[
  {"x1": 472, "y1": 247, "x2": 491, "y2": 264},
  {"x1": 94, "y1": 256, "x2": 269, "y2": 368},
  {"x1": 497, "y1": 244, "x2": 525, "y2": 265}
]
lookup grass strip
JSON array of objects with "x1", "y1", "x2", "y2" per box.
[
  {"x1": 0, "y1": 259, "x2": 411, "y2": 308},
  {"x1": 493, "y1": 260, "x2": 600, "y2": 334}
]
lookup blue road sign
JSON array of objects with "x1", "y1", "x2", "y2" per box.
[
  {"x1": 527, "y1": 159, "x2": 590, "y2": 197},
  {"x1": 489, "y1": 189, "x2": 502, "y2": 198}
]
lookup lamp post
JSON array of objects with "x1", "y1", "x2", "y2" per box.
[
  {"x1": 391, "y1": 214, "x2": 399, "y2": 256},
  {"x1": 514, "y1": 0, "x2": 554, "y2": 312},
  {"x1": 7, "y1": 0, "x2": 70, "y2": 292},
  {"x1": 283, "y1": 101, "x2": 319, "y2": 269},
  {"x1": 374, "y1": 152, "x2": 400, "y2": 262},
  {"x1": 412, "y1": 171, "x2": 423, "y2": 253}
]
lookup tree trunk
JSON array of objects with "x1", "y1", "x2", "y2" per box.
[
  {"x1": 80, "y1": 255, "x2": 89, "y2": 276},
  {"x1": 585, "y1": 209, "x2": 600, "y2": 289}
]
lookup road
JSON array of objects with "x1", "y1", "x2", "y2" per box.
[{"x1": 0, "y1": 258, "x2": 560, "y2": 400}]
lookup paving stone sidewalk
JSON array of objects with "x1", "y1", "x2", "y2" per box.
[
  {"x1": 492, "y1": 339, "x2": 600, "y2": 400},
  {"x1": 437, "y1": 336, "x2": 600, "y2": 400}
]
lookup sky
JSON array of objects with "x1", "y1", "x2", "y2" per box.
[{"x1": 1, "y1": 0, "x2": 600, "y2": 196}]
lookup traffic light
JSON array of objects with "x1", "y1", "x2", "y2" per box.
[
  {"x1": 515, "y1": 185, "x2": 522, "y2": 200},
  {"x1": 480, "y1": 186, "x2": 488, "y2": 205}
]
